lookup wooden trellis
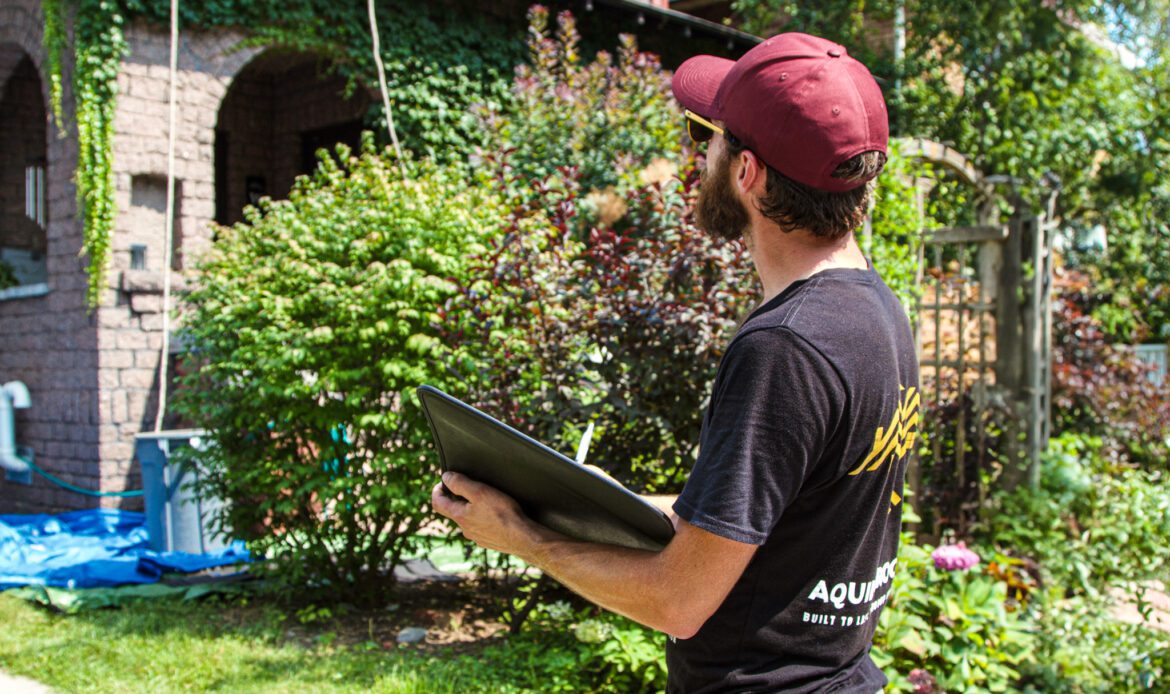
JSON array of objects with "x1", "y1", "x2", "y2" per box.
[{"x1": 897, "y1": 138, "x2": 1057, "y2": 534}]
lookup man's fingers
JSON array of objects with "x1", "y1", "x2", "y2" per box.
[
  {"x1": 441, "y1": 471, "x2": 487, "y2": 500},
  {"x1": 431, "y1": 481, "x2": 464, "y2": 520}
]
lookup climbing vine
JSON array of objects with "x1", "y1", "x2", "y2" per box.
[
  {"x1": 42, "y1": 0, "x2": 66, "y2": 130},
  {"x1": 76, "y1": 0, "x2": 128, "y2": 309},
  {"x1": 40, "y1": 0, "x2": 128, "y2": 309},
  {"x1": 40, "y1": 0, "x2": 524, "y2": 310}
]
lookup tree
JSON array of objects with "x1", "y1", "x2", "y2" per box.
[{"x1": 731, "y1": 0, "x2": 1170, "y2": 340}]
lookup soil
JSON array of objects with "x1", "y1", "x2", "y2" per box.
[{"x1": 258, "y1": 576, "x2": 523, "y2": 655}]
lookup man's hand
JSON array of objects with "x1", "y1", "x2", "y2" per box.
[
  {"x1": 431, "y1": 471, "x2": 558, "y2": 560},
  {"x1": 430, "y1": 470, "x2": 756, "y2": 639}
]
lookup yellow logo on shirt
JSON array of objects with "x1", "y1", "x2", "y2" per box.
[{"x1": 849, "y1": 385, "x2": 919, "y2": 477}]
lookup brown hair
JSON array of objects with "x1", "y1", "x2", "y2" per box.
[{"x1": 726, "y1": 138, "x2": 886, "y2": 241}]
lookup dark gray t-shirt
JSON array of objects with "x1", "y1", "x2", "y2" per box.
[{"x1": 666, "y1": 265, "x2": 919, "y2": 693}]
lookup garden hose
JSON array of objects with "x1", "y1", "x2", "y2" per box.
[{"x1": 18, "y1": 452, "x2": 144, "y2": 498}]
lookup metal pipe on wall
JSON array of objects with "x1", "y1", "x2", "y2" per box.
[{"x1": 0, "y1": 381, "x2": 31, "y2": 473}]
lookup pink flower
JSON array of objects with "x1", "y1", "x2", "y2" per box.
[
  {"x1": 908, "y1": 668, "x2": 938, "y2": 693},
  {"x1": 931, "y1": 542, "x2": 980, "y2": 571}
]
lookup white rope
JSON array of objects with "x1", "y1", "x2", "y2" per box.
[
  {"x1": 367, "y1": 0, "x2": 404, "y2": 165},
  {"x1": 154, "y1": 0, "x2": 179, "y2": 432}
]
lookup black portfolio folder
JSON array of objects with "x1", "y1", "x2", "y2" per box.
[{"x1": 417, "y1": 385, "x2": 675, "y2": 552}]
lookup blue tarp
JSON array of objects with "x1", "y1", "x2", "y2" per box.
[{"x1": 0, "y1": 509, "x2": 249, "y2": 590}]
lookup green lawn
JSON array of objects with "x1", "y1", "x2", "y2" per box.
[{"x1": 0, "y1": 593, "x2": 551, "y2": 694}]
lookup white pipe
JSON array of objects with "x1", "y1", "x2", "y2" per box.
[
  {"x1": 894, "y1": 0, "x2": 906, "y2": 94},
  {"x1": 0, "y1": 381, "x2": 31, "y2": 473}
]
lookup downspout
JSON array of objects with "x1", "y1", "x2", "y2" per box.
[{"x1": 0, "y1": 381, "x2": 31, "y2": 473}]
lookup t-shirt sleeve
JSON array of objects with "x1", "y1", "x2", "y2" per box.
[{"x1": 673, "y1": 327, "x2": 842, "y2": 545}]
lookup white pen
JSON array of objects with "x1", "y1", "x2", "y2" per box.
[{"x1": 575, "y1": 421, "x2": 595, "y2": 465}]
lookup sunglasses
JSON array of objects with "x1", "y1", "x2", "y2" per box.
[{"x1": 684, "y1": 109, "x2": 741, "y2": 147}]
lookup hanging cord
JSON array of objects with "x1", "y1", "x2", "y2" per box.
[
  {"x1": 154, "y1": 0, "x2": 179, "y2": 432},
  {"x1": 367, "y1": 0, "x2": 405, "y2": 166}
]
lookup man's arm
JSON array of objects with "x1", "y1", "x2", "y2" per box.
[{"x1": 432, "y1": 472, "x2": 756, "y2": 640}]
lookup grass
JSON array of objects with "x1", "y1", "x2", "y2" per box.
[{"x1": 0, "y1": 592, "x2": 555, "y2": 694}]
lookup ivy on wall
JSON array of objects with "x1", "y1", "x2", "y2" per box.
[
  {"x1": 40, "y1": 0, "x2": 524, "y2": 310},
  {"x1": 42, "y1": 0, "x2": 128, "y2": 309},
  {"x1": 42, "y1": 0, "x2": 66, "y2": 129}
]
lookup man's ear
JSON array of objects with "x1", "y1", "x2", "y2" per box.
[{"x1": 735, "y1": 149, "x2": 767, "y2": 197}]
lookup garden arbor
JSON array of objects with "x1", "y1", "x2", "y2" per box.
[{"x1": 901, "y1": 138, "x2": 1058, "y2": 535}]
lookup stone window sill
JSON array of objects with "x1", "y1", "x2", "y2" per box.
[{"x1": 0, "y1": 283, "x2": 50, "y2": 302}]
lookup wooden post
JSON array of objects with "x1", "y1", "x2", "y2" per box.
[
  {"x1": 1021, "y1": 215, "x2": 1042, "y2": 487},
  {"x1": 997, "y1": 209, "x2": 1027, "y2": 490},
  {"x1": 1032, "y1": 213, "x2": 1055, "y2": 487}
]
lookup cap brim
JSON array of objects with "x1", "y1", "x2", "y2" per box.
[{"x1": 671, "y1": 55, "x2": 734, "y2": 119}]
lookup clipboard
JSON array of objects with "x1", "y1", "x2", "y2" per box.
[{"x1": 417, "y1": 385, "x2": 675, "y2": 552}]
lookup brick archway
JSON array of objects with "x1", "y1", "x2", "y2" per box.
[
  {"x1": 0, "y1": 49, "x2": 49, "y2": 287},
  {"x1": 0, "y1": 4, "x2": 61, "y2": 292},
  {"x1": 0, "y1": 4, "x2": 48, "y2": 93},
  {"x1": 213, "y1": 48, "x2": 372, "y2": 226}
]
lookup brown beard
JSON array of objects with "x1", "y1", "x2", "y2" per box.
[{"x1": 695, "y1": 150, "x2": 751, "y2": 242}]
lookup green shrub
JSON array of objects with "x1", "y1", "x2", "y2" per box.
[
  {"x1": 986, "y1": 432, "x2": 1170, "y2": 596},
  {"x1": 503, "y1": 601, "x2": 668, "y2": 693},
  {"x1": 976, "y1": 432, "x2": 1170, "y2": 691},
  {"x1": 0, "y1": 260, "x2": 17, "y2": 290},
  {"x1": 868, "y1": 140, "x2": 925, "y2": 313},
  {"x1": 175, "y1": 139, "x2": 505, "y2": 603},
  {"x1": 873, "y1": 535, "x2": 1036, "y2": 692},
  {"x1": 1022, "y1": 594, "x2": 1170, "y2": 693}
]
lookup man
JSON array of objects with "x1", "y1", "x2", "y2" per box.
[{"x1": 432, "y1": 32, "x2": 919, "y2": 693}]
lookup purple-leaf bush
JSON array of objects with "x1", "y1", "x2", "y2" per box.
[
  {"x1": 439, "y1": 161, "x2": 757, "y2": 491},
  {"x1": 1051, "y1": 268, "x2": 1170, "y2": 467},
  {"x1": 438, "y1": 8, "x2": 757, "y2": 491}
]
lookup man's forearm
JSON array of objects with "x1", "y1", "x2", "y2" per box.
[
  {"x1": 433, "y1": 473, "x2": 747, "y2": 641},
  {"x1": 522, "y1": 529, "x2": 686, "y2": 637},
  {"x1": 524, "y1": 493, "x2": 682, "y2": 631}
]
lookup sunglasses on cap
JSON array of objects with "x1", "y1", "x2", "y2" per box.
[{"x1": 684, "y1": 109, "x2": 741, "y2": 147}]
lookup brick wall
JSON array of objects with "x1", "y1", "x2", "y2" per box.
[
  {"x1": 0, "y1": 0, "x2": 102, "y2": 513},
  {"x1": 99, "y1": 23, "x2": 262, "y2": 504}
]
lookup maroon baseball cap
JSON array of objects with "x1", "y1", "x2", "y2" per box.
[{"x1": 672, "y1": 32, "x2": 888, "y2": 193}]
